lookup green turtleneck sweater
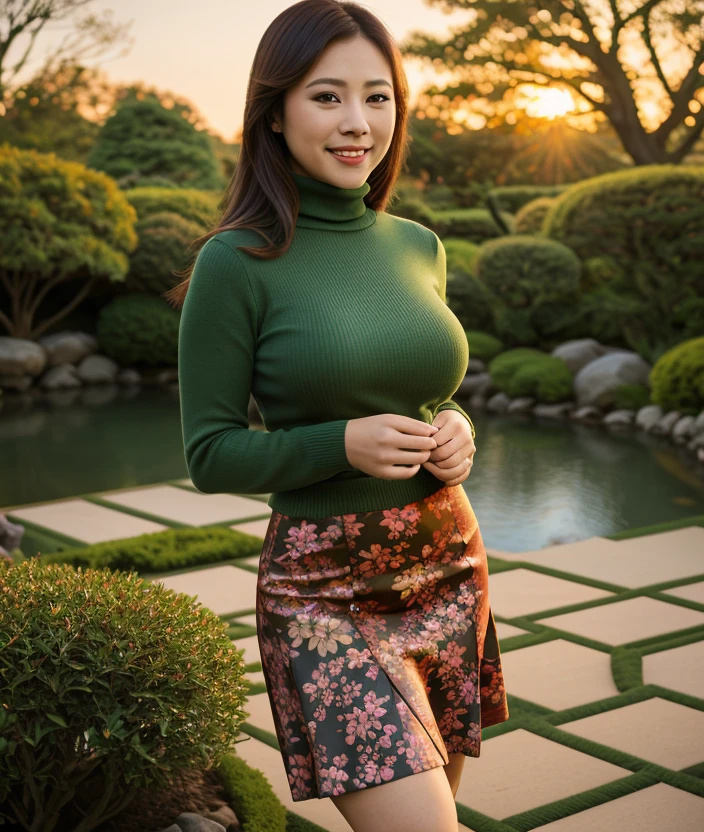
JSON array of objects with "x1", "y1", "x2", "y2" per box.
[{"x1": 178, "y1": 171, "x2": 475, "y2": 517}]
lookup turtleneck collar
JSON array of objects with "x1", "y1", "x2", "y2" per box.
[{"x1": 292, "y1": 171, "x2": 377, "y2": 231}]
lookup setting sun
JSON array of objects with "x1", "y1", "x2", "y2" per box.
[{"x1": 515, "y1": 85, "x2": 576, "y2": 119}]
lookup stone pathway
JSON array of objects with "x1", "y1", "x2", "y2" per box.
[{"x1": 4, "y1": 478, "x2": 704, "y2": 831}]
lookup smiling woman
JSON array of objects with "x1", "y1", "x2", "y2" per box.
[{"x1": 169, "y1": 2, "x2": 508, "y2": 830}]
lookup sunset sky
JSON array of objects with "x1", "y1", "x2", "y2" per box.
[{"x1": 22, "y1": 0, "x2": 472, "y2": 141}]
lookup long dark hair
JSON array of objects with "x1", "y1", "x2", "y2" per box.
[{"x1": 163, "y1": 0, "x2": 411, "y2": 310}]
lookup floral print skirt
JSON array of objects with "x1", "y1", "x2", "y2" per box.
[{"x1": 254, "y1": 483, "x2": 510, "y2": 802}]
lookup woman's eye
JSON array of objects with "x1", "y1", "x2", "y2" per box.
[{"x1": 314, "y1": 93, "x2": 390, "y2": 103}]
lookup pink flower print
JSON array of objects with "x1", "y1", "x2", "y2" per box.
[
  {"x1": 279, "y1": 520, "x2": 324, "y2": 562},
  {"x1": 363, "y1": 690, "x2": 390, "y2": 719},
  {"x1": 307, "y1": 616, "x2": 354, "y2": 657},
  {"x1": 288, "y1": 613, "x2": 314, "y2": 648},
  {"x1": 391, "y1": 562, "x2": 444, "y2": 601},
  {"x1": 440, "y1": 640, "x2": 466, "y2": 669},
  {"x1": 378, "y1": 723, "x2": 397, "y2": 748},
  {"x1": 365, "y1": 664, "x2": 379, "y2": 681},
  {"x1": 379, "y1": 508, "x2": 409, "y2": 540},
  {"x1": 346, "y1": 647, "x2": 373, "y2": 669}
]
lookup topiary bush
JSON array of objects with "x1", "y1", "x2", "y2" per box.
[
  {"x1": 123, "y1": 185, "x2": 221, "y2": 228},
  {"x1": 386, "y1": 195, "x2": 435, "y2": 227},
  {"x1": 96, "y1": 293, "x2": 181, "y2": 367},
  {"x1": 443, "y1": 237, "x2": 481, "y2": 279},
  {"x1": 488, "y1": 348, "x2": 573, "y2": 403},
  {"x1": 513, "y1": 197, "x2": 557, "y2": 235},
  {"x1": 487, "y1": 184, "x2": 571, "y2": 213},
  {"x1": 433, "y1": 207, "x2": 515, "y2": 243},
  {"x1": 466, "y1": 331, "x2": 505, "y2": 364},
  {"x1": 611, "y1": 383, "x2": 652, "y2": 412},
  {"x1": 128, "y1": 211, "x2": 206, "y2": 294},
  {"x1": 0, "y1": 559, "x2": 249, "y2": 832},
  {"x1": 216, "y1": 751, "x2": 287, "y2": 832},
  {"x1": 649, "y1": 336, "x2": 704, "y2": 415}
]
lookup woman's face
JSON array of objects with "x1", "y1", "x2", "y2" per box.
[{"x1": 272, "y1": 35, "x2": 396, "y2": 187}]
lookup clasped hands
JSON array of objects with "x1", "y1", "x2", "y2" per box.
[{"x1": 421, "y1": 409, "x2": 476, "y2": 487}]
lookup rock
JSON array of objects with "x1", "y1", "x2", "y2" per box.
[
  {"x1": 0, "y1": 373, "x2": 34, "y2": 391},
  {"x1": 693, "y1": 411, "x2": 704, "y2": 435},
  {"x1": 486, "y1": 392, "x2": 511, "y2": 412},
  {"x1": 0, "y1": 337, "x2": 46, "y2": 377},
  {"x1": 569, "y1": 405, "x2": 603, "y2": 424},
  {"x1": 157, "y1": 826, "x2": 182, "y2": 832},
  {"x1": 157, "y1": 368, "x2": 179, "y2": 385},
  {"x1": 635, "y1": 404, "x2": 663, "y2": 431},
  {"x1": 76, "y1": 354, "x2": 120, "y2": 383},
  {"x1": 0, "y1": 513, "x2": 25, "y2": 552},
  {"x1": 467, "y1": 358, "x2": 485, "y2": 374},
  {"x1": 688, "y1": 432, "x2": 704, "y2": 451},
  {"x1": 36, "y1": 331, "x2": 97, "y2": 366},
  {"x1": 203, "y1": 805, "x2": 240, "y2": 832},
  {"x1": 573, "y1": 351, "x2": 651, "y2": 408},
  {"x1": 672, "y1": 415, "x2": 697, "y2": 443},
  {"x1": 506, "y1": 397, "x2": 535, "y2": 413},
  {"x1": 533, "y1": 402, "x2": 575, "y2": 419},
  {"x1": 175, "y1": 813, "x2": 226, "y2": 832},
  {"x1": 118, "y1": 368, "x2": 142, "y2": 384},
  {"x1": 458, "y1": 371, "x2": 492, "y2": 396},
  {"x1": 603, "y1": 409, "x2": 636, "y2": 427},
  {"x1": 699, "y1": 447, "x2": 704, "y2": 463},
  {"x1": 652, "y1": 410, "x2": 681, "y2": 436},
  {"x1": 551, "y1": 338, "x2": 610, "y2": 374},
  {"x1": 39, "y1": 364, "x2": 82, "y2": 390}
]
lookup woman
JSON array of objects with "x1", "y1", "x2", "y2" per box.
[{"x1": 171, "y1": 2, "x2": 509, "y2": 830}]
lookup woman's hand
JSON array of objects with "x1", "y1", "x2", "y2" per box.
[{"x1": 421, "y1": 409, "x2": 476, "y2": 487}]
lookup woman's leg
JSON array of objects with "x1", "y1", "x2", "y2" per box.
[
  {"x1": 443, "y1": 752, "x2": 465, "y2": 799},
  {"x1": 330, "y1": 765, "x2": 459, "y2": 832}
]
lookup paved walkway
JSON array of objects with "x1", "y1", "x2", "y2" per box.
[{"x1": 4, "y1": 479, "x2": 704, "y2": 831}]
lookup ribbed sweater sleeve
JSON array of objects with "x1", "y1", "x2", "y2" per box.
[
  {"x1": 178, "y1": 237, "x2": 355, "y2": 495},
  {"x1": 429, "y1": 231, "x2": 476, "y2": 440}
]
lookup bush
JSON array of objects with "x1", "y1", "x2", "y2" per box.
[
  {"x1": 488, "y1": 348, "x2": 573, "y2": 403},
  {"x1": 650, "y1": 336, "x2": 704, "y2": 414},
  {"x1": 96, "y1": 292, "x2": 181, "y2": 367},
  {"x1": 128, "y1": 211, "x2": 206, "y2": 294},
  {"x1": 216, "y1": 751, "x2": 287, "y2": 832},
  {"x1": 386, "y1": 195, "x2": 435, "y2": 227},
  {"x1": 443, "y1": 238, "x2": 481, "y2": 279},
  {"x1": 542, "y1": 164, "x2": 704, "y2": 354},
  {"x1": 433, "y1": 207, "x2": 515, "y2": 243},
  {"x1": 38, "y1": 525, "x2": 265, "y2": 573},
  {"x1": 124, "y1": 185, "x2": 221, "y2": 227},
  {"x1": 466, "y1": 331, "x2": 504, "y2": 364},
  {"x1": 513, "y1": 197, "x2": 557, "y2": 235},
  {"x1": 612, "y1": 383, "x2": 652, "y2": 411},
  {"x1": 487, "y1": 184, "x2": 572, "y2": 213},
  {"x1": 0, "y1": 559, "x2": 249, "y2": 832},
  {"x1": 0, "y1": 143, "x2": 138, "y2": 339}
]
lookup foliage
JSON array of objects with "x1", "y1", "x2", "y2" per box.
[
  {"x1": 216, "y1": 752, "x2": 287, "y2": 832},
  {"x1": 487, "y1": 184, "x2": 571, "y2": 214},
  {"x1": 542, "y1": 164, "x2": 704, "y2": 356},
  {"x1": 399, "y1": 1, "x2": 704, "y2": 167},
  {"x1": 0, "y1": 143, "x2": 137, "y2": 339},
  {"x1": 0, "y1": 559, "x2": 249, "y2": 832},
  {"x1": 488, "y1": 348, "x2": 573, "y2": 403},
  {"x1": 465, "y1": 331, "x2": 504, "y2": 363},
  {"x1": 95, "y1": 293, "x2": 180, "y2": 367},
  {"x1": 433, "y1": 207, "x2": 515, "y2": 242},
  {"x1": 649, "y1": 336, "x2": 704, "y2": 414},
  {"x1": 513, "y1": 197, "x2": 557, "y2": 234},
  {"x1": 128, "y1": 211, "x2": 206, "y2": 294},
  {"x1": 123, "y1": 185, "x2": 221, "y2": 227},
  {"x1": 443, "y1": 237, "x2": 481, "y2": 279},
  {"x1": 611, "y1": 384, "x2": 652, "y2": 412},
  {"x1": 38, "y1": 525, "x2": 265, "y2": 572},
  {"x1": 87, "y1": 92, "x2": 225, "y2": 190}
]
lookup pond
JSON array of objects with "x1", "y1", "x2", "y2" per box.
[{"x1": 2, "y1": 387, "x2": 703, "y2": 554}]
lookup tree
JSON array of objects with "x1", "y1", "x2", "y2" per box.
[
  {"x1": 0, "y1": 1, "x2": 132, "y2": 111},
  {"x1": 401, "y1": 0, "x2": 704, "y2": 165}
]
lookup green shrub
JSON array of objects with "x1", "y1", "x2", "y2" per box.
[
  {"x1": 0, "y1": 143, "x2": 138, "y2": 339},
  {"x1": 433, "y1": 207, "x2": 515, "y2": 243},
  {"x1": 542, "y1": 164, "x2": 704, "y2": 354},
  {"x1": 611, "y1": 383, "x2": 652, "y2": 411},
  {"x1": 650, "y1": 336, "x2": 704, "y2": 414},
  {"x1": 443, "y1": 238, "x2": 481, "y2": 279},
  {"x1": 487, "y1": 184, "x2": 572, "y2": 213},
  {"x1": 466, "y1": 331, "x2": 504, "y2": 363},
  {"x1": 38, "y1": 525, "x2": 265, "y2": 573},
  {"x1": 216, "y1": 751, "x2": 287, "y2": 832},
  {"x1": 386, "y1": 195, "x2": 435, "y2": 226},
  {"x1": 488, "y1": 348, "x2": 573, "y2": 403},
  {"x1": 88, "y1": 94, "x2": 224, "y2": 190},
  {"x1": 124, "y1": 185, "x2": 221, "y2": 227},
  {"x1": 96, "y1": 293, "x2": 180, "y2": 367},
  {"x1": 513, "y1": 197, "x2": 556, "y2": 235},
  {"x1": 128, "y1": 211, "x2": 206, "y2": 294},
  {"x1": 0, "y1": 560, "x2": 249, "y2": 832}
]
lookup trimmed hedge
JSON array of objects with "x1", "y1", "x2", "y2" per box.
[
  {"x1": 216, "y1": 751, "x2": 287, "y2": 832},
  {"x1": 488, "y1": 348, "x2": 574, "y2": 403},
  {"x1": 96, "y1": 292, "x2": 181, "y2": 367},
  {"x1": 513, "y1": 197, "x2": 557, "y2": 235},
  {"x1": 650, "y1": 336, "x2": 704, "y2": 414}
]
